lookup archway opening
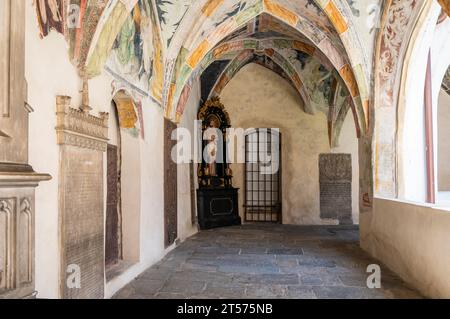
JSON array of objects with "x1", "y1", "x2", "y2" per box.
[
  {"x1": 437, "y1": 69, "x2": 450, "y2": 203},
  {"x1": 212, "y1": 62, "x2": 360, "y2": 225},
  {"x1": 174, "y1": 10, "x2": 363, "y2": 227},
  {"x1": 105, "y1": 91, "x2": 142, "y2": 281}
]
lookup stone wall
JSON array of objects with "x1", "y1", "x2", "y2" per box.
[{"x1": 319, "y1": 154, "x2": 352, "y2": 224}]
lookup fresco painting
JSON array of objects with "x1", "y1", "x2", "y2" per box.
[
  {"x1": 85, "y1": 1, "x2": 131, "y2": 77},
  {"x1": 438, "y1": 0, "x2": 450, "y2": 17},
  {"x1": 32, "y1": 0, "x2": 371, "y2": 143},
  {"x1": 106, "y1": 0, "x2": 163, "y2": 102},
  {"x1": 234, "y1": 0, "x2": 264, "y2": 25},
  {"x1": 34, "y1": 0, "x2": 65, "y2": 38},
  {"x1": 155, "y1": 0, "x2": 191, "y2": 48},
  {"x1": 263, "y1": 0, "x2": 299, "y2": 27},
  {"x1": 323, "y1": 1, "x2": 348, "y2": 34},
  {"x1": 274, "y1": 0, "x2": 336, "y2": 39},
  {"x1": 442, "y1": 67, "x2": 450, "y2": 95}
]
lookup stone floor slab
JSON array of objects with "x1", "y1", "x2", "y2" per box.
[{"x1": 113, "y1": 224, "x2": 423, "y2": 299}]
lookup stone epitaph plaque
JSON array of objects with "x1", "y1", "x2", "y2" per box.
[
  {"x1": 164, "y1": 119, "x2": 178, "y2": 247},
  {"x1": 56, "y1": 96, "x2": 108, "y2": 299},
  {"x1": 319, "y1": 154, "x2": 352, "y2": 225}
]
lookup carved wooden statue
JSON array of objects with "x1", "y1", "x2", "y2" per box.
[{"x1": 196, "y1": 97, "x2": 241, "y2": 230}]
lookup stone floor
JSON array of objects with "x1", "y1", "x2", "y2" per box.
[{"x1": 113, "y1": 224, "x2": 423, "y2": 299}]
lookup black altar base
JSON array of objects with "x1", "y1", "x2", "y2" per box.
[{"x1": 197, "y1": 187, "x2": 241, "y2": 230}]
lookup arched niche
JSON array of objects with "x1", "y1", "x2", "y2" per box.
[{"x1": 105, "y1": 90, "x2": 142, "y2": 279}]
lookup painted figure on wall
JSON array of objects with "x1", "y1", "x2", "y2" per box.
[
  {"x1": 112, "y1": 1, "x2": 154, "y2": 80},
  {"x1": 35, "y1": 0, "x2": 64, "y2": 38}
]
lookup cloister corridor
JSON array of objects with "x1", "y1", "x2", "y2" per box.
[
  {"x1": 113, "y1": 225, "x2": 422, "y2": 299},
  {"x1": 2, "y1": 0, "x2": 450, "y2": 301}
]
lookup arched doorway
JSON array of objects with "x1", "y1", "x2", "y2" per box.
[{"x1": 105, "y1": 90, "x2": 142, "y2": 279}]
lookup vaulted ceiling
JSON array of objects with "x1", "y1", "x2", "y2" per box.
[{"x1": 35, "y1": 0, "x2": 387, "y2": 146}]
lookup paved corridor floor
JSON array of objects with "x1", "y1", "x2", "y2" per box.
[{"x1": 113, "y1": 224, "x2": 422, "y2": 299}]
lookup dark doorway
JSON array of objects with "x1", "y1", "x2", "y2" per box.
[
  {"x1": 105, "y1": 105, "x2": 122, "y2": 267},
  {"x1": 164, "y1": 118, "x2": 178, "y2": 247},
  {"x1": 244, "y1": 129, "x2": 282, "y2": 223}
]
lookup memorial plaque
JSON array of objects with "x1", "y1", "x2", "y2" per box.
[
  {"x1": 105, "y1": 144, "x2": 120, "y2": 266},
  {"x1": 60, "y1": 147, "x2": 104, "y2": 299},
  {"x1": 164, "y1": 119, "x2": 178, "y2": 247},
  {"x1": 319, "y1": 154, "x2": 352, "y2": 224},
  {"x1": 56, "y1": 96, "x2": 108, "y2": 299}
]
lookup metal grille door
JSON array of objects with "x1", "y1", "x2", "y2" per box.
[{"x1": 244, "y1": 129, "x2": 281, "y2": 222}]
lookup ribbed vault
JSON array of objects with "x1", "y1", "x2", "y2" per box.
[{"x1": 34, "y1": 0, "x2": 374, "y2": 143}]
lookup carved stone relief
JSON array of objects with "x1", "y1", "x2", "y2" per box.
[
  {"x1": 0, "y1": 198, "x2": 15, "y2": 292},
  {"x1": 319, "y1": 154, "x2": 352, "y2": 224},
  {"x1": 56, "y1": 96, "x2": 108, "y2": 299}
]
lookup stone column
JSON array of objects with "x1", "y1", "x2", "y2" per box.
[{"x1": 0, "y1": 0, "x2": 51, "y2": 299}]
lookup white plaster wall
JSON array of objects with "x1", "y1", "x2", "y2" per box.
[
  {"x1": 221, "y1": 63, "x2": 359, "y2": 225},
  {"x1": 108, "y1": 105, "x2": 120, "y2": 146},
  {"x1": 177, "y1": 77, "x2": 201, "y2": 241},
  {"x1": 431, "y1": 18, "x2": 450, "y2": 194},
  {"x1": 398, "y1": 14, "x2": 434, "y2": 203},
  {"x1": 398, "y1": 3, "x2": 442, "y2": 203},
  {"x1": 437, "y1": 89, "x2": 450, "y2": 191},
  {"x1": 360, "y1": 198, "x2": 450, "y2": 298},
  {"x1": 121, "y1": 132, "x2": 142, "y2": 262},
  {"x1": 25, "y1": 0, "x2": 195, "y2": 298}
]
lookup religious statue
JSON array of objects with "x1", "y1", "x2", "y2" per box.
[
  {"x1": 197, "y1": 97, "x2": 233, "y2": 187},
  {"x1": 196, "y1": 97, "x2": 241, "y2": 229},
  {"x1": 205, "y1": 117, "x2": 220, "y2": 177}
]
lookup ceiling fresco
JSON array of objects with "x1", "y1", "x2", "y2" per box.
[
  {"x1": 104, "y1": 0, "x2": 164, "y2": 102},
  {"x1": 33, "y1": 0, "x2": 392, "y2": 144},
  {"x1": 442, "y1": 67, "x2": 450, "y2": 95},
  {"x1": 155, "y1": 0, "x2": 191, "y2": 48},
  {"x1": 162, "y1": 0, "x2": 370, "y2": 138}
]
